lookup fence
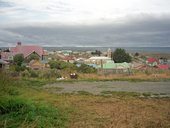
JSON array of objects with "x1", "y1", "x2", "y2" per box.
[{"x1": 97, "y1": 68, "x2": 132, "y2": 75}]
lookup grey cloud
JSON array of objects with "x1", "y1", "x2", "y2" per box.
[
  {"x1": 0, "y1": 15, "x2": 170, "y2": 47},
  {"x1": 0, "y1": 0, "x2": 14, "y2": 8}
]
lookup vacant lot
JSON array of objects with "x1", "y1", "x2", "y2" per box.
[
  {"x1": 43, "y1": 81, "x2": 170, "y2": 127},
  {"x1": 1, "y1": 76, "x2": 170, "y2": 128}
]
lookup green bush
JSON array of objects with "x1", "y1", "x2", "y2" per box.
[
  {"x1": 13, "y1": 54, "x2": 24, "y2": 66},
  {"x1": 77, "y1": 64, "x2": 97, "y2": 73},
  {"x1": 15, "y1": 65, "x2": 27, "y2": 72},
  {"x1": 49, "y1": 60, "x2": 76, "y2": 71}
]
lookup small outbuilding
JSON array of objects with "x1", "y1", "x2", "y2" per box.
[{"x1": 146, "y1": 58, "x2": 159, "y2": 67}]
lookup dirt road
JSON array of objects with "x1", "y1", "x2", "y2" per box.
[{"x1": 44, "y1": 81, "x2": 170, "y2": 96}]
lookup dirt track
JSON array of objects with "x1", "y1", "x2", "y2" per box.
[{"x1": 44, "y1": 81, "x2": 170, "y2": 96}]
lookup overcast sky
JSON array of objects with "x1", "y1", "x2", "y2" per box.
[{"x1": 0, "y1": 0, "x2": 170, "y2": 47}]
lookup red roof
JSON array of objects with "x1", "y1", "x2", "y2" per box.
[
  {"x1": 147, "y1": 58, "x2": 158, "y2": 63},
  {"x1": 157, "y1": 64, "x2": 169, "y2": 69},
  {"x1": 10, "y1": 44, "x2": 44, "y2": 58}
]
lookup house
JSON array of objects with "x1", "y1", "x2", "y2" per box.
[
  {"x1": 0, "y1": 59, "x2": 9, "y2": 69},
  {"x1": 156, "y1": 64, "x2": 169, "y2": 70},
  {"x1": 63, "y1": 56, "x2": 75, "y2": 63},
  {"x1": 1, "y1": 52, "x2": 13, "y2": 61},
  {"x1": 98, "y1": 60, "x2": 131, "y2": 70},
  {"x1": 75, "y1": 58, "x2": 86, "y2": 64},
  {"x1": 85, "y1": 56, "x2": 111, "y2": 65},
  {"x1": 28, "y1": 60, "x2": 46, "y2": 70},
  {"x1": 1, "y1": 42, "x2": 47, "y2": 61},
  {"x1": 159, "y1": 57, "x2": 168, "y2": 64},
  {"x1": 61, "y1": 50, "x2": 72, "y2": 56},
  {"x1": 146, "y1": 58, "x2": 159, "y2": 67},
  {"x1": 97, "y1": 60, "x2": 131, "y2": 74}
]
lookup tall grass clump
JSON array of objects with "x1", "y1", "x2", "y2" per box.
[
  {"x1": 0, "y1": 72, "x2": 20, "y2": 96},
  {"x1": 0, "y1": 97, "x2": 68, "y2": 128}
]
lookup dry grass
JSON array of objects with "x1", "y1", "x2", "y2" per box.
[
  {"x1": 78, "y1": 70, "x2": 170, "y2": 81},
  {"x1": 21, "y1": 87, "x2": 170, "y2": 128},
  {"x1": 66, "y1": 96, "x2": 170, "y2": 128}
]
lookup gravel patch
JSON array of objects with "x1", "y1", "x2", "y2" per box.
[{"x1": 44, "y1": 81, "x2": 170, "y2": 96}]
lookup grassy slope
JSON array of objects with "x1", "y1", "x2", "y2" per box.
[
  {"x1": 0, "y1": 74, "x2": 69, "y2": 128},
  {"x1": 0, "y1": 73, "x2": 170, "y2": 128}
]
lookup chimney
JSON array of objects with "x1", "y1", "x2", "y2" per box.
[{"x1": 17, "y1": 42, "x2": 22, "y2": 46}]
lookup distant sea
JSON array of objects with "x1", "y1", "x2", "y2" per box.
[
  {"x1": 43, "y1": 47, "x2": 170, "y2": 53},
  {"x1": 1, "y1": 47, "x2": 170, "y2": 53}
]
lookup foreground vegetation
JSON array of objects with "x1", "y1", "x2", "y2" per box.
[
  {"x1": 0, "y1": 73, "x2": 69, "y2": 128},
  {"x1": 0, "y1": 72, "x2": 170, "y2": 128}
]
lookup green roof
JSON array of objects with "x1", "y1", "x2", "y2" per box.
[{"x1": 98, "y1": 61, "x2": 130, "y2": 69}]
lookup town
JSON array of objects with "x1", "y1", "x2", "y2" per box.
[
  {"x1": 0, "y1": 42, "x2": 170, "y2": 81},
  {"x1": 1, "y1": 0, "x2": 170, "y2": 127},
  {"x1": 1, "y1": 42, "x2": 170, "y2": 128}
]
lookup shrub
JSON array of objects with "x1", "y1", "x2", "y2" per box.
[
  {"x1": 10, "y1": 71, "x2": 20, "y2": 77},
  {"x1": 49, "y1": 60, "x2": 77, "y2": 71},
  {"x1": 77, "y1": 64, "x2": 97, "y2": 73},
  {"x1": 14, "y1": 64, "x2": 27, "y2": 72},
  {"x1": 21, "y1": 70, "x2": 30, "y2": 77},
  {"x1": 41, "y1": 69, "x2": 61, "y2": 79},
  {"x1": 29, "y1": 70, "x2": 39, "y2": 78}
]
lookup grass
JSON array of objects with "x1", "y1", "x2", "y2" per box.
[
  {"x1": 0, "y1": 97, "x2": 67, "y2": 128},
  {"x1": 0, "y1": 73, "x2": 69, "y2": 128},
  {"x1": 78, "y1": 72, "x2": 170, "y2": 82},
  {"x1": 76, "y1": 91, "x2": 93, "y2": 95},
  {"x1": 1, "y1": 72, "x2": 170, "y2": 128},
  {"x1": 101, "y1": 91, "x2": 140, "y2": 97},
  {"x1": 142, "y1": 92, "x2": 152, "y2": 97}
]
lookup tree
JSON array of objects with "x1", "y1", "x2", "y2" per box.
[
  {"x1": 112, "y1": 48, "x2": 132, "y2": 63},
  {"x1": 13, "y1": 54, "x2": 24, "y2": 66},
  {"x1": 134, "y1": 52, "x2": 139, "y2": 57},
  {"x1": 48, "y1": 60, "x2": 60, "y2": 69}
]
